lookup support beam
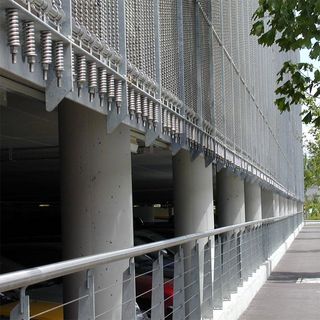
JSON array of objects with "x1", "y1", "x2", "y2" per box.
[
  {"x1": 59, "y1": 100, "x2": 133, "y2": 319},
  {"x1": 216, "y1": 169, "x2": 245, "y2": 226},
  {"x1": 244, "y1": 181, "x2": 262, "y2": 221}
]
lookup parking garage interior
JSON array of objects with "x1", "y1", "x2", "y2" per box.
[{"x1": 0, "y1": 87, "x2": 219, "y2": 275}]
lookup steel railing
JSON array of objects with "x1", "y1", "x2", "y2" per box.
[{"x1": 0, "y1": 212, "x2": 303, "y2": 320}]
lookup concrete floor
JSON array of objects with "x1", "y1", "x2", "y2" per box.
[{"x1": 240, "y1": 223, "x2": 320, "y2": 320}]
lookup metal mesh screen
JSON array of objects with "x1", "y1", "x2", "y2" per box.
[
  {"x1": 183, "y1": 0, "x2": 197, "y2": 112},
  {"x1": 72, "y1": 0, "x2": 120, "y2": 53},
  {"x1": 160, "y1": 0, "x2": 179, "y2": 97},
  {"x1": 125, "y1": 0, "x2": 156, "y2": 80},
  {"x1": 66, "y1": 0, "x2": 304, "y2": 200},
  {"x1": 199, "y1": 6, "x2": 212, "y2": 122}
]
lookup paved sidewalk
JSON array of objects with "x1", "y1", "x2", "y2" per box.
[{"x1": 240, "y1": 223, "x2": 320, "y2": 320}]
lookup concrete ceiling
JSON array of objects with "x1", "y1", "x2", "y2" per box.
[{"x1": 1, "y1": 91, "x2": 173, "y2": 204}]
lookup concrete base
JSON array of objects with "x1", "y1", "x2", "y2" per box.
[{"x1": 210, "y1": 222, "x2": 303, "y2": 320}]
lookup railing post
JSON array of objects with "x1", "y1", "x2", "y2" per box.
[
  {"x1": 151, "y1": 252, "x2": 164, "y2": 320},
  {"x1": 122, "y1": 258, "x2": 136, "y2": 320},
  {"x1": 185, "y1": 242, "x2": 201, "y2": 319},
  {"x1": 10, "y1": 287, "x2": 30, "y2": 320},
  {"x1": 221, "y1": 233, "x2": 231, "y2": 301},
  {"x1": 213, "y1": 235, "x2": 223, "y2": 310},
  {"x1": 78, "y1": 269, "x2": 95, "y2": 320},
  {"x1": 229, "y1": 233, "x2": 238, "y2": 293},
  {"x1": 173, "y1": 246, "x2": 186, "y2": 320},
  {"x1": 202, "y1": 238, "x2": 213, "y2": 318}
]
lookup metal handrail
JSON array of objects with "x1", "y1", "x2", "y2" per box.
[{"x1": 0, "y1": 212, "x2": 302, "y2": 293}]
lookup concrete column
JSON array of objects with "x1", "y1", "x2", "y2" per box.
[
  {"x1": 297, "y1": 201, "x2": 304, "y2": 213},
  {"x1": 59, "y1": 101, "x2": 133, "y2": 319},
  {"x1": 284, "y1": 198, "x2": 288, "y2": 215},
  {"x1": 273, "y1": 194, "x2": 280, "y2": 217},
  {"x1": 292, "y1": 200, "x2": 297, "y2": 214},
  {"x1": 173, "y1": 150, "x2": 214, "y2": 310},
  {"x1": 173, "y1": 150, "x2": 214, "y2": 236},
  {"x1": 216, "y1": 169, "x2": 245, "y2": 226},
  {"x1": 244, "y1": 181, "x2": 262, "y2": 221},
  {"x1": 279, "y1": 196, "x2": 285, "y2": 216},
  {"x1": 288, "y1": 199, "x2": 292, "y2": 215},
  {"x1": 261, "y1": 189, "x2": 274, "y2": 218}
]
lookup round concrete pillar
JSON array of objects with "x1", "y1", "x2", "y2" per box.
[
  {"x1": 273, "y1": 194, "x2": 280, "y2": 217},
  {"x1": 279, "y1": 196, "x2": 285, "y2": 216},
  {"x1": 173, "y1": 150, "x2": 214, "y2": 236},
  {"x1": 261, "y1": 189, "x2": 274, "y2": 218},
  {"x1": 173, "y1": 150, "x2": 214, "y2": 313},
  {"x1": 244, "y1": 181, "x2": 262, "y2": 221},
  {"x1": 59, "y1": 100, "x2": 133, "y2": 319},
  {"x1": 216, "y1": 169, "x2": 245, "y2": 226}
]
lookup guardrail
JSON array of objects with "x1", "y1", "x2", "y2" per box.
[{"x1": 0, "y1": 212, "x2": 303, "y2": 320}]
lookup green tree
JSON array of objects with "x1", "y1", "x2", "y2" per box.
[
  {"x1": 251, "y1": 0, "x2": 320, "y2": 129},
  {"x1": 304, "y1": 128, "x2": 320, "y2": 219}
]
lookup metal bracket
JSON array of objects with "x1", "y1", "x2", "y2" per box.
[
  {"x1": 46, "y1": 0, "x2": 72, "y2": 111},
  {"x1": 145, "y1": 123, "x2": 161, "y2": 147},
  {"x1": 122, "y1": 258, "x2": 136, "y2": 320},
  {"x1": 10, "y1": 287, "x2": 30, "y2": 320},
  {"x1": 151, "y1": 252, "x2": 164, "y2": 320},
  {"x1": 204, "y1": 152, "x2": 215, "y2": 167},
  {"x1": 78, "y1": 269, "x2": 95, "y2": 320},
  {"x1": 46, "y1": 43, "x2": 73, "y2": 111}
]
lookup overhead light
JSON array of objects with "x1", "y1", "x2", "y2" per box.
[
  {"x1": 130, "y1": 142, "x2": 139, "y2": 154},
  {"x1": 39, "y1": 203, "x2": 50, "y2": 207}
]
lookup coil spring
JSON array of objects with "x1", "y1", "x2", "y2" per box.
[
  {"x1": 167, "y1": 111, "x2": 172, "y2": 133},
  {"x1": 171, "y1": 114, "x2": 176, "y2": 134},
  {"x1": 148, "y1": 100, "x2": 154, "y2": 122},
  {"x1": 41, "y1": 31, "x2": 52, "y2": 80},
  {"x1": 6, "y1": 9, "x2": 20, "y2": 64},
  {"x1": 98, "y1": 67, "x2": 107, "y2": 106},
  {"x1": 54, "y1": 41, "x2": 64, "y2": 87},
  {"x1": 163, "y1": 108, "x2": 167, "y2": 132},
  {"x1": 115, "y1": 79, "x2": 122, "y2": 104},
  {"x1": 24, "y1": 21, "x2": 37, "y2": 72},
  {"x1": 129, "y1": 87, "x2": 135, "y2": 119},
  {"x1": 153, "y1": 104, "x2": 159, "y2": 127},
  {"x1": 77, "y1": 55, "x2": 86, "y2": 96},
  {"x1": 88, "y1": 61, "x2": 97, "y2": 102},
  {"x1": 179, "y1": 119, "x2": 183, "y2": 135},
  {"x1": 107, "y1": 74, "x2": 115, "y2": 99},
  {"x1": 71, "y1": 49, "x2": 76, "y2": 82},
  {"x1": 142, "y1": 96, "x2": 148, "y2": 125},
  {"x1": 135, "y1": 92, "x2": 142, "y2": 121}
]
